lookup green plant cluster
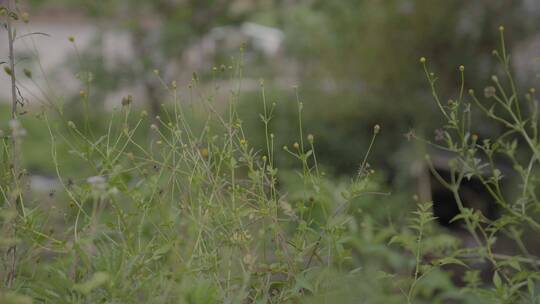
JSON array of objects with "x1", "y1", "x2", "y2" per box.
[{"x1": 1, "y1": 5, "x2": 540, "y2": 304}]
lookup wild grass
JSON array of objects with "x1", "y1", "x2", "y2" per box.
[{"x1": 1, "y1": 4, "x2": 540, "y2": 304}]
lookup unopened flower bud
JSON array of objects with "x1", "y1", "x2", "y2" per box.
[
  {"x1": 21, "y1": 12, "x2": 30, "y2": 23},
  {"x1": 200, "y1": 148, "x2": 209, "y2": 158},
  {"x1": 23, "y1": 68, "x2": 32, "y2": 78}
]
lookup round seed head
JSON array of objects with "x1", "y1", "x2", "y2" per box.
[
  {"x1": 22, "y1": 12, "x2": 30, "y2": 23},
  {"x1": 373, "y1": 124, "x2": 381, "y2": 134},
  {"x1": 23, "y1": 68, "x2": 32, "y2": 78}
]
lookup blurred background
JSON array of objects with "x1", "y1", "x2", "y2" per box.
[{"x1": 1, "y1": 0, "x2": 540, "y2": 229}]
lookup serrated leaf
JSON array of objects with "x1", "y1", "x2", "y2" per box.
[
  {"x1": 434, "y1": 257, "x2": 468, "y2": 268},
  {"x1": 376, "y1": 270, "x2": 395, "y2": 280}
]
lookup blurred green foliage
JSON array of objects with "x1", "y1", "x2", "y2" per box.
[
  {"x1": 21, "y1": 0, "x2": 540, "y2": 179},
  {"x1": 275, "y1": 0, "x2": 537, "y2": 176}
]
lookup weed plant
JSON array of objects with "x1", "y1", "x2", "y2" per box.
[{"x1": 1, "y1": 4, "x2": 539, "y2": 304}]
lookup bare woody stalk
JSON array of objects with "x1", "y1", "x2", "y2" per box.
[
  {"x1": 6, "y1": 0, "x2": 17, "y2": 118},
  {"x1": 4, "y1": 0, "x2": 20, "y2": 289}
]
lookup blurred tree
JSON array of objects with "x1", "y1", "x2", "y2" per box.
[
  {"x1": 277, "y1": 0, "x2": 538, "y2": 178},
  {"x1": 29, "y1": 0, "x2": 265, "y2": 117}
]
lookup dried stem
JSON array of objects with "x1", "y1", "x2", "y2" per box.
[
  {"x1": 4, "y1": 0, "x2": 20, "y2": 289},
  {"x1": 6, "y1": 0, "x2": 17, "y2": 118}
]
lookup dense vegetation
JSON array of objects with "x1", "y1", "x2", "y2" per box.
[{"x1": 1, "y1": 2, "x2": 540, "y2": 303}]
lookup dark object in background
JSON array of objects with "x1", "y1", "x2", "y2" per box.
[{"x1": 431, "y1": 170, "x2": 499, "y2": 230}]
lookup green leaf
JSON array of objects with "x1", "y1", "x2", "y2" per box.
[
  {"x1": 434, "y1": 256, "x2": 468, "y2": 268},
  {"x1": 295, "y1": 273, "x2": 315, "y2": 293},
  {"x1": 151, "y1": 244, "x2": 172, "y2": 261},
  {"x1": 493, "y1": 271, "x2": 502, "y2": 289},
  {"x1": 388, "y1": 235, "x2": 400, "y2": 245},
  {"x1": 376, "y1": 270, "x2": 396, "y2": 280},
  {"x1": 74, "y1": 272, "x2": 110, "y2": 295},
  {"x1": 507, "y1": 259, "x2": 521, "y2": 271}
]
